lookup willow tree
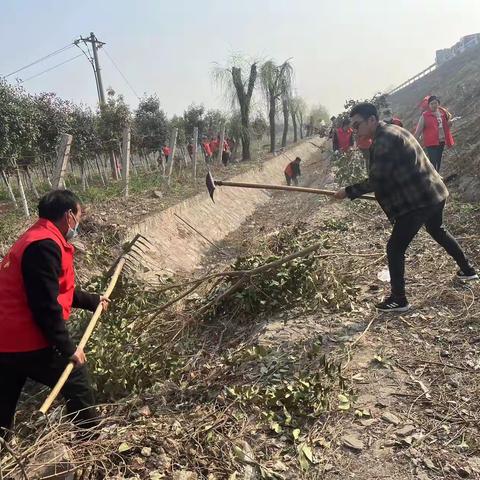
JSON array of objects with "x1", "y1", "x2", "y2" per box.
[
  {"x1": 213, "y1": 57, "x2": 257, "y2": 161},
  {"x1": 290, "y1": 96, "x2": 307, "y2": 141},
  {"x1": 260, "y1": 60, "x2": 294, "y2": 153}
]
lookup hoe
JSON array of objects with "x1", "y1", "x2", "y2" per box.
[{"x1": 206, "y1": 171, "x2": 376, "y2": 202}]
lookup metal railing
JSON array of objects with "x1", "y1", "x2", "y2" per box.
[{"x1": 387, "y1": 63, "x2": 437, "y2": 96}]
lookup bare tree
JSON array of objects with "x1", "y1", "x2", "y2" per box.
[
  {"x1": 290, "y1": 96, "x2": 307, "y2": 141},
  {"x1": 281, "y1": 92, "x2": 290, "y2": 147},
  {"x1": 213, "y1": 57, "x2": 258, "y2": 161},
  {"x1": 260, "y1": 60, "x2": 294, "y2": 153}
]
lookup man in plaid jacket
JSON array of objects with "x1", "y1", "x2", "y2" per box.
[{"x1": 335, "y1": 103, "x2": 477, "y2": 312}]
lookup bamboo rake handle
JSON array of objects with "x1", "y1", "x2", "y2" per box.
[
  {"x1": 39, "y1": 257, "x2": 126, "y2": 415},
  {"x1": 215, "y1": 180, "x2": 376, "y2": 201}
]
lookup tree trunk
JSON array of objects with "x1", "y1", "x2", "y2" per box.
[
  {"x1": 269, "y1": 93, "x2": 276, "y2": 154},
  {"x1": 299, "y1": 112, "x2": 304, "y2": 140},
  {"x1": 232, "y1": 64, "x2": 257, "y2": 161},
  {"x1": 15, "y1": 164, "x2": 29, "y2": 217},
  {"x1": 81, "y1": 162, "x2": 87, "y2": 191},
  {"x1": 109, "y1": 150, "x2": 119, "y2": 180},
  {"x1": 291, "y1": 110, "x2": 298, "y2": 143},
  {"x1": 25, "y1": 166, "x2": 40, "y2": 199},
  {"x1": 1, "y1": 169, "x2": 18, "y2": 208},
  {"x1": 281, "y1": 97, "x2": 289, "y2": 148},
  {"x1": 43, "y1": 161, "x2": 53, "y2": 188},
  {"x1": 95, "y1": 156, "x2": 106, "y2": 186}
]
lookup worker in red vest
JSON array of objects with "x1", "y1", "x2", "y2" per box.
[
  {"x1": 414, "y1": 95, "x2": 454, "y2": 172},
  {"x1": 209, "y1": 137, "x2": 220, "y2": 156},
  {"x1": 0, "y1": 190, "x2": 109, "y2": 438},
  {"x1": 334, "y1": 119, "x2": 354, "y2": 152},
  {"x1": 356, "y1": 134, "x2": 372, "y2": 170},
  {"x1": 162, "y1": 145, "x2": 171, "y2": 163},
  {"x1": 383, "y1": 109, "x2": 404, "y2": 127},
  {"x1": 202, "y1": 139, "x2": 213, "y2": 163},
  {"x1": 284, "y1": 157, "x2": 301, "y2": 186},
  {"x1": 221, "y1": 138, "x2": 231, "y2": 166}
]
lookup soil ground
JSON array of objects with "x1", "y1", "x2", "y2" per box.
[
  {"x1": 4, "y1": 146, "x2": 480, "y2": 480},
  {"x1": 197, "y1": 151, "x2": 480, "y2": 479}
]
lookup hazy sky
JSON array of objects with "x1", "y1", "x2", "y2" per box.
[{"x1": 1, "y1": 0, "x2": 480, "y2": 117}]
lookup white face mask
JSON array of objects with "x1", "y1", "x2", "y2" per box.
[{"x1": 66, "y1": 211, "x2": 79, "y2": 241}]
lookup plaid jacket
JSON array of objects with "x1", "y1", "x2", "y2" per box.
[{"x1": 345, "y1": 122, "x2": 448, "y2": 220}]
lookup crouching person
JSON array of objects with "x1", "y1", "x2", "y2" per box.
[{"x1": 284, "y1": 157, "x2": 302, "y2": 186}]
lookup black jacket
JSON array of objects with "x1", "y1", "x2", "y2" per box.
[{"x1": 22, "y1": 239, "x2": 100, "y2": 357}]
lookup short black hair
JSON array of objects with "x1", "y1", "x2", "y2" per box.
[
  {"x1": 38, "y1": 189, "x2": 81, "y2": 222},
  {"x1": 350, "y1": 102, "x2": 378, "y2": 120},
  {"x1": 342, "y1": 118, "x2": 351, "y2": 127}
]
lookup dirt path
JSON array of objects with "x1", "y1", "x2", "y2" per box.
[
  {"x1": 202, "y1": 152, "x2": 480, "y2": 479},
  {"x1": 9, "y1": 146, "x2": 478, "y2": 480}
]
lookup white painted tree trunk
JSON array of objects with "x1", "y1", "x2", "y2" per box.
[
  {"x1": 122, "y1": 126, "x2": 131, "y2": 197},
  {"x1": 1, "y1": 169, "x2": 18, "y2": 209},
  {"x1": 15, "y1": 164, "x2": 29, "y2": 217},
  {"x1": 167, "y1": 128, "x2": 178, "y2": 186},
  {"x1": 218, "y1": 125, "x2": 225, "y2": 164},
  {"x1": 53, "y1": 134, "x2": 73, "y2": 189},
  {"x1": 25, "y1": 166, "x2": 40, "y2": 199},
  {"x1": 192, "y1": 126, "x2": 198, "y2": 179}
]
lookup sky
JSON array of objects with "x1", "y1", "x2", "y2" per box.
[{"x1": 1, "y1": 0, "x2": 480, "y2": 117}]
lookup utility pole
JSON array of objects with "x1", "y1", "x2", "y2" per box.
[
  {"x1": 89, "y1": 32, "x2": 106, "y2": 105},
  {"x1": 75, "y1": 32, "x2": 119, "y2": 180},
  {"x1": 75, "y1": 33, "x2": 106, "y2": 106}
]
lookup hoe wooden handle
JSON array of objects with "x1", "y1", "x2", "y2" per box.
[
  {"x1": 215, "y1": 180, "x2": 376, "y2": 201},
  {"x1": 39, "y1": 258, "x2": 126, "y2": 415}
]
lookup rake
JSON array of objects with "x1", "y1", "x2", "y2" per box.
[{"x1": 39, "y1": 233, "x2": 152, "y2": 415}]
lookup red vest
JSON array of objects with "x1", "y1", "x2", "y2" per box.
[
  {"x1": 336, "y1": 128, "x2": 353, "y2": 152},
  {"x1": 202, "y1": 142, "x2": 212, "y2": 156},
  {"x1": 284, "y1": 162, "x2": 294, "y2": 177},
  {"x1": 422, "y1": 108, "x2": 454, "y2": 147},
  {"x1": 210, "y1": 139, "x2": 219, "y2": 153},
  {"x1": 356, "y1": 135, "x2": 372, "y2": 150},
  {"x1": 0, "y1": 219, "x2": 75, "y2": 352}
]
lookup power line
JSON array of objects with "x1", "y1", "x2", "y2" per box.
[
  {"x1": 103, "y1": 47, "x2": 140, "y2": 100},
  {"x1": 3, "y1": 44, "x2": 74, "y2": 79},
  {"x1": 74, "y1": 41, "x2": 101, "y2": 101},
  {"x1": 21, "y1": 54, "x2": 83, "y2": 83}
]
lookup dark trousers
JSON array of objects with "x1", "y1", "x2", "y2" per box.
[
  {"x1": 0, "y1": 348, "x2": 97, "y2": 437},
  {"x1": 222, "y1": 151, "x2": 230, "y2": 166},
  {"x1": 387, "y1": 200, "x2": 471, "y2": 298},
  {"x1": 426, "y1": 142, "x2": 445, "y2": 172},
  {"x1": 285, "y1": 174, "x2": 298, "y2": 186}
]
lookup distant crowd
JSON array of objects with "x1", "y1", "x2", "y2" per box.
[
  {"x1": 159, "y1": 135, "x2": 236, "y2": 168},
  {"x1": 327, "y1": 95, "x2": 454, "y2": 173}
]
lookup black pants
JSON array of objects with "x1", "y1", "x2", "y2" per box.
[
  {"x1": 387, "y1": 201, "x2": 471, "y2": 298},
  {"x1": 426, "y1": 142, "x2": 445, "y2": 172},
  {"x1": 222, "y1": 151, "x2": 230, "y2": 166},
  {"x1": 0, "y1": 348, "x2": 97, "y2": 437},
  {"x1": 285, "y1": 174, "x2": 298, "y2": 186}
]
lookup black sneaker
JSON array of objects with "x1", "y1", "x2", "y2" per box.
[
  {"x1": 375, "y1": 295, "x2": 411, "y2": 313},
  {"x1": 456, "y1": 269, "x2": 479, "y2": 281}
]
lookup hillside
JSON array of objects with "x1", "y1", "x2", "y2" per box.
[{"x1": 388, "y1": 43, "x2": 480, "y2": 201}]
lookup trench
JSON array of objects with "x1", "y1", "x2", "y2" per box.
[{"x1": 127, "y1": 137, "x2": 327, "y2": 281}]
